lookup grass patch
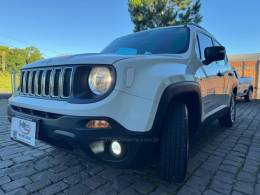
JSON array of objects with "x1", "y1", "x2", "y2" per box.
[{"x1": 0, "y1": 72, "x2": 20, "y2": 93}]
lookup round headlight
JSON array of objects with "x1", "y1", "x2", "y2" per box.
[{"x1": 88, "y1": 67, "x2": 113, "y2": 95}]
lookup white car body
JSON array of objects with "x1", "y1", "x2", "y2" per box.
[
  {"x1": 8, "y1": 24, "x2": 237, "y2": 171},
  {"x1": 9, "y1": 54, "x2": 190, "y2": 132}
]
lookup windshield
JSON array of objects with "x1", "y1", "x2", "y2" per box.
[{"x1": 101, "y1": 27, "x2": 190, "y2": 55}]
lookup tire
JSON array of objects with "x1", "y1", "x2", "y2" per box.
[
  {"x1": 244, "y1": 88, "x2": 253, "y2": 102},
  {"x1": 159, "y1": 102, "x2": 189, "y2": 182},
  {"x1": 219, "y1": 94, "x2": 236, "y2": 127}
]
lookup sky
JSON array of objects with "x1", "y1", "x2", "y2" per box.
[{"x1": 0, "y1": 0, "x2": 259, "y2": 58}]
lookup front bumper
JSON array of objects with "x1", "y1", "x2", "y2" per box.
[{"x1": 8, "y1": 105, "x2": 159, "y2": 168}]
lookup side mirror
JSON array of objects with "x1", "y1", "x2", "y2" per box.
[{"x1": 203, "y1": 46, "x2": 226, "y2": 65}]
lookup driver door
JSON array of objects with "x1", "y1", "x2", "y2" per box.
[{"x1": 197, "y1": 32, "x2": 219, "y2": 114}]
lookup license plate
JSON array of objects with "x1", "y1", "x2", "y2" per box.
[{"x1": 11, "y1": 117, "x2": 37, "y2": 146}]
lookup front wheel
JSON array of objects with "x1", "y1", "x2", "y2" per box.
[
  {"x1": 159, "y1": 102, "x2": 189, "y2": 182},
  {"x1": 219, "y1": 94, "x2": 236, "y2": 127}
]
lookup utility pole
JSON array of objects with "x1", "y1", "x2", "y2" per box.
[{"x1": 2, "y1": 51, "x2": 6, "y2": 72}]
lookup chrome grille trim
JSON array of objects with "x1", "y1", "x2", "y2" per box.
[
  {"x1": 60, "y1": 67, "x2": 73, "y2": 98},
  {"x1": 59, "y1": 68, "x2": 65, "y2": 98},
  {"x1": 22, "y1": 71, "x2": 28, "y2": 94},
  {"x1": 28, "y1": 71, "x2": 33, "y2": 95},
  {"x1": 20, "y1": 66, "x2": 74, "y2": 99},
  {"x1": 34, "y1": 70, "x2": 40, "y2": 96},
  {"x1": 50, "y1": 68, "x2": 62, "y2": 98},
  {"x1": 49, "y1": 69, "x2": 55, "y2": 97},
  {"x1": 36, "y1": 70, "x2": 44, "y2": 96},
  {"x1": 70, "y1": 68, "x2": 75, "y2": 97},
  {"x1": 41, "y1": 69, "x2": 47, "y2": 97},
  {"x1": 42, "y1": 69, "x2": 51, "y2": 97}
]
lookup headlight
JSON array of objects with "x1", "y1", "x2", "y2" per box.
[{"x1": 88, "y1": 67, "x2": 113, "y2": 95}]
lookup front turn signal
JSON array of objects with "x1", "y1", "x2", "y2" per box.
[{"x1": 86, "y1": 120, "x2": 111, "y2": 129}]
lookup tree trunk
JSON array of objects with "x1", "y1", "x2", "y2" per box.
[{"x1": 2, "y1": 51, "x2": 6, "y2": 72}]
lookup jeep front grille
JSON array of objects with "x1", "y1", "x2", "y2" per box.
[{"x1": 20, "y1": 67, "x2": 74, "y2": 99}]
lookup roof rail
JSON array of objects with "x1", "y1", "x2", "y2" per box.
[
  {"x1": 186, "y1": 23, "x2": 206, "y2": 30},
  {"x1": 186, "y1": 23, "x2": 211, "y2": 34}
]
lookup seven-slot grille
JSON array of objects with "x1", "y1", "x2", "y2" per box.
[{"x1": 20, "y1": 67, "x2": 73, "y2": 98}]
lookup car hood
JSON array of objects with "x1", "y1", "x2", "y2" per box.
[
  {"x1": 23, "y1": 53, "x2": 137, "y2": 69},
  {"x1": 23, "y1": 53, "x2": 186, "y2": 69}
]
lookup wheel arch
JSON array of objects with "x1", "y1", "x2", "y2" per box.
[{"x1": 151, "y1": 82, "x2": 202, "y2": 137}]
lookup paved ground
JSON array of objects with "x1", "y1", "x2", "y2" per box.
[
  {"x1": 1, "y1": 100, "x2": 260, "y2": 195},
  {"x1": 0, "y1": 94, "x2": 11, "y2": 100}
]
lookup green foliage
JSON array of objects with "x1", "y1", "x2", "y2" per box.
[
  {"x1": 128, "y1": 0, "x2": 202, "y2": 32},
  {"x1": 0, "y1": 72, "x2": 12, "y2": 92},
  {"x1": 0, "y1": 45, "x2": 43, "y2": 72},
  {"x1": 25, "y1": 47, "x2": 43, "y2": 64}
]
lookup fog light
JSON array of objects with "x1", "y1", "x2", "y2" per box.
[
  {"x1": 86, "y1": 120, "x2": 111, "y2": 129},
  {"x1": 111, "y1": 141, "x2": 122, "y2": 156}
]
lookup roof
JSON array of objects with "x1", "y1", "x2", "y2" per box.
[
  {"x1": 228, "y1": 53, "x2": 260, "y2": 61},
  {"x1": 187, "y1": 23, "x2": 207, "y2": 31}
]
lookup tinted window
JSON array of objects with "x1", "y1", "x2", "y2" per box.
[
  {"x1": 197, "y1": 33, "x2": 213, "y2": 61},
  {"x1": 102, "y1": 27, "x2": 190, "y2": 55}
]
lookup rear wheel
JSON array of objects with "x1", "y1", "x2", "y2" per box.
[
  {"x1": 159, "y1": 102, "x2": 189, "y2": 182},
  {"x1": 244, "y1": 88, "x2": 253, "y2": 102},
  {"x1": 219, "y1": 93, "x2": 236, "y2": 127}
]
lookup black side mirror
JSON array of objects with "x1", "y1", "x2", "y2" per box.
[{"x1": 203, "y1": 46, "x2": 226, "y2": 65}]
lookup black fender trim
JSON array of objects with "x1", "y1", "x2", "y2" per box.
[{"x1": 151, "y1": 81, "x2": 202, "y2": 136}]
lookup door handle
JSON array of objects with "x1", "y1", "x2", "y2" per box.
[{"x1": 217, "y1": 72, "x2": 224, "y2": 77}]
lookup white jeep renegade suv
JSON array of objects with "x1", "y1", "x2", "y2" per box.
[{"x1": 8, "y1": 24, "x2": 237, "y2": 182}]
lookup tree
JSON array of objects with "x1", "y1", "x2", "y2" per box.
[
  {"x1": 7, "y1": 48, "x2": 27, "y2": 71},
  {"x1": 128, "y1": 0, "x2": 202, "y2": 32},
  {"x1": 24, "y1": 46, "x2": 43, "y2": 64},
  {"x1": 0, "y1": 45, "x2": 43, "y2": 72},
  {"x1": 0, "y1": 46, "x2": 10, "y2": 72}
]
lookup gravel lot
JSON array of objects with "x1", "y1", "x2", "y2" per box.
[{"x1": 1, "y1": 99, "x2": 260, "y2": 195}]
